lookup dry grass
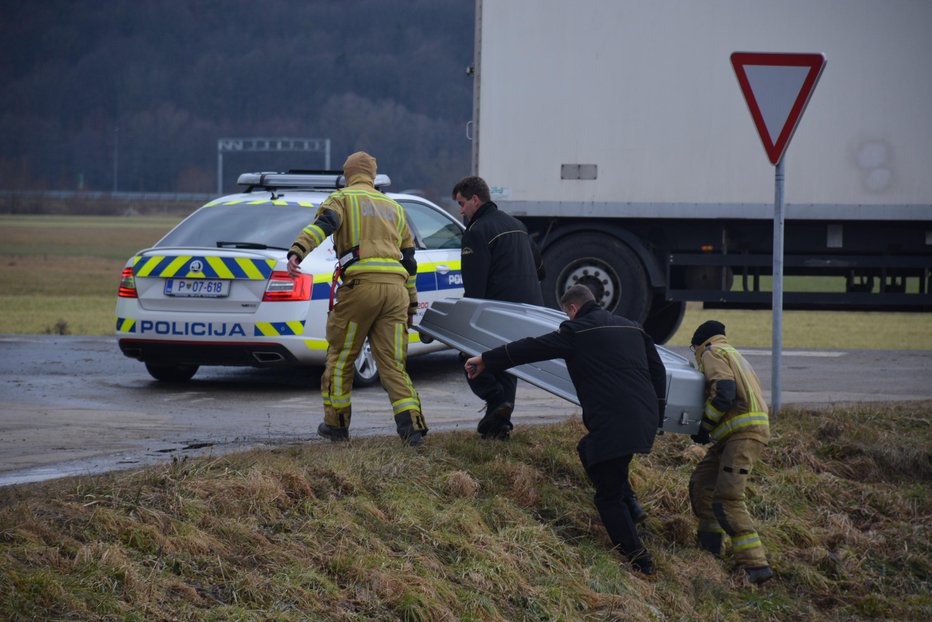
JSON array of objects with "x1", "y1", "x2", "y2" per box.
[{"x1": 2, "y1": 402, "x2": 929, "y2": 621}]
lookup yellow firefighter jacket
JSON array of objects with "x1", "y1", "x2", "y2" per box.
[
  {"x1": 288, "y1": 172, "x2": 418, "y2": 314},
  {"x1": 695, "y1": 334, "x2": 770, "y2": 443}
]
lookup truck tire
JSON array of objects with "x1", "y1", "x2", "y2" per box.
[
  {"x1": 643, "y1": 297, "x2": 687, "y2": 345},
  {"x1": 145, "y1": 362, "x2": 199, "y2": 382},
  {"x1": 542, "y1": 233, "x2": 650, "y2": 323}
]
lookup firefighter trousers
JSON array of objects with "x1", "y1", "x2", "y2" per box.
[
  {"x1": 321, "y1": 275, "x2": 426, "y2": 438},
  {"x1": 689, "y1": 437, "x2": 768, "y2": 568}
]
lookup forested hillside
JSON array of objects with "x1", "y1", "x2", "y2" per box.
[{"x1": 0, "y1": 0, "x2": 474, "y2": 201}]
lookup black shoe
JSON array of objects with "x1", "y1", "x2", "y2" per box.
[
  {"x1": 477, "y1": 401, "x2": 513, "y2": 435},
  {"x1": 629, "y1": 550, "x2": 655, "y2": 575},
  {"x1": 745, "y1": 565, "x2": 774, "y2": 585},
  {"x1": 480, "y1": 426, "x2": 511, "y2": 440},
  {"x1": 624, "y1": 495, "x2": 648, "y2": 524},
  {"x1": 317, "y1": 422, "x2": 348, "y2": 442},
  {"x1": 404, "y1": 431, "x2": 425, "y2": 447}
]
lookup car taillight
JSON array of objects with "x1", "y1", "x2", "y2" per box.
[
  {"x1": 118, "y1": 267, "x2": 137, "y2": 298},
  {"x1": 263, "y1": 271, "x2": 312, "y2": 301}
]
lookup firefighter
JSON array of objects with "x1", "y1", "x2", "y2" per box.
[
  {"x1": 688, "y1": 320, "x2": 773, "y2": 584},
  {"x1": 286, "y1": 151, "x2": 427, "y2": 446}
]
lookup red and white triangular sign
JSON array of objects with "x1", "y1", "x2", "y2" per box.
[{"x1": 731, "y1": 52, "x2": 826, "y2": 165}]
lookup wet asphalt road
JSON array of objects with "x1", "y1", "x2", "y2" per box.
[{"x1": 1, "y1": 334, "x2": 930, "y2": 487}]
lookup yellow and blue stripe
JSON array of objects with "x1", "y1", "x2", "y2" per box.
[
  {"x1": 254, "y1": 321, "x2": 305, "y2": 337},
  {"x1": 132, "y1": 255, "x2": 276, "y2": 279},
  {"x1": 203, "y1": 198, "x2": 317, "y2": 208}
]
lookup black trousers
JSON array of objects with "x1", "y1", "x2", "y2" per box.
[
  {"x1": 460, "y1": 352, "x2": 517, "y2": 409},
  {"x1": 584, "y1": 454, "x2": 645, "y2": 558}
]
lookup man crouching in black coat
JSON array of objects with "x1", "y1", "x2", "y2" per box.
[{"x1": 464, "y1": 284, "x2": 667, "y2": 574}]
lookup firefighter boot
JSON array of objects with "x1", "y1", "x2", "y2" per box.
[
  {"x1": 697, "y1": 531, "x2": 723, "y2": 557},
  {"x1": 624, "y1": 494, "x2": 648, "y2": 524},
  {"x1": 745, "y1": 565, "x2": 774, "y2": 585},
  {"x1": 395, "y1": 411, "x2": 427, "y2": 447},
  {"x1": 318, "y1": 422, "x2": 349, "y2": 442}
]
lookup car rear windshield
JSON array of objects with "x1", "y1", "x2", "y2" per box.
[{"x1": 156, "y1": 204, "x2": 316, "y2": 249}]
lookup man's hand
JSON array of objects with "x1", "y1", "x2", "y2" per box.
[
  {"x1": 691, "y1": 428, "x2": 711, "y2": 445},
  {"x1": 464, "y1": 355, "x2": 484, "y2": 379},
  {"x1": 287, "y1": 254, "x2": 302, "y2": 278},
  {"x1": 407, "y1": 314, "x2": 415, "y2": 328}
]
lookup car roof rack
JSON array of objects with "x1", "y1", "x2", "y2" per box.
[{"x1": 236, "y1": 170, "x2": 392, "y2": 192}]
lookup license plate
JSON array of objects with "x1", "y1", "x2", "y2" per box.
[{"x1": 164, "y1": 278, "x2": 230, "y2": 298}]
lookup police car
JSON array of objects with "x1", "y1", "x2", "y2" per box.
[{"x1": 116, "y1": 171, "x2": 464, "y2": 385}]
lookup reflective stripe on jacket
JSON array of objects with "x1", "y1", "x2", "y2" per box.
[
  {"x1": 697, "y1": 335, "x2": 770, "y2": 444},
  {"x1": 289, "y1": 174, "x2": 417, "y2": 308}
]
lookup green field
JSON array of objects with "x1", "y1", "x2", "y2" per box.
[
  {"x1": 1, "y1": 214, "x2": 930, "y2": 348},
  {"x1": 0, "y1": 215, "x2": 179, "y2": 336}
]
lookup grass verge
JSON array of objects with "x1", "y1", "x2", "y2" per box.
[
  {"x1": 668, "y1": 304, "x2": 932, "y2": 350},
  {"x1": 2, "y1": 402, "x2": 929, "y2": 621}
]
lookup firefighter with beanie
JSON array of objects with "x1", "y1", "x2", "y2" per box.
[
  {"x1": 688, "y1": 320, "x2": 773, "y2": 584},
  {"x1": 287, "y1": 151, "x2": 427, "y2": 446}
]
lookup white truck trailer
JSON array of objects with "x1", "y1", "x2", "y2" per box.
[{"x1": 469, "y1": 0, "x2": 932, "y2": 342}]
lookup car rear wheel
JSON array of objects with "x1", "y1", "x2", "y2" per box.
[
  {"x1": 145, "y1": 362, "x2": 199, "y2": 382},
  {"x1": 354, "y1": 339, "x2": 380, "y2": 387}
]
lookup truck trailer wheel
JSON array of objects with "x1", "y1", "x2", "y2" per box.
[
  {"x1": 643, "y1": 297, "x2": 687, "y2": 344},
  {"x1": 542, "y1": 233, "x2": 650, "y2": 323}
]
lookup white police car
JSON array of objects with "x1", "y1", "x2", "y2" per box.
[{"x1": 116, "y1": 171, "x2": 464, "y2": 385}]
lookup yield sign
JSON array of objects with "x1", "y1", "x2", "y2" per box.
[{"x1": 731, "y1": 52, "x2": 826, "y2": 165}]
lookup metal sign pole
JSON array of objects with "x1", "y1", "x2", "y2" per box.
[
  {"x1": 217, "y1": 145, "x2": 223, "y2": 195},
  {"x1": 772, "y1": 159, "x2": 785, "y2": 412},
  {"x1": 731, "y1": 51, "x2": 825, "y2": 414}
]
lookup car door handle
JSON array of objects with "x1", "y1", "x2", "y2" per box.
[{"x1": 436, "y1": 264, "x2": 450, "y2": 275}]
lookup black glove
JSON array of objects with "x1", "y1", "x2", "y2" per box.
[{"x1": 691, "y1": 428, "x2": 711, "y2": 445}]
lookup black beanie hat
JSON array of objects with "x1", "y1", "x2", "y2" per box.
[{"x1": 691, "y1": 320, "x2": 726, "y2": 347}]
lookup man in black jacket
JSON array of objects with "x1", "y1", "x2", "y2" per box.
[
  {"x1": 453, "y1": 176, "x2": 546, "y2": 439},
  {"x1": 464, "y1": 284, "x2": 667, "y2": 574}
]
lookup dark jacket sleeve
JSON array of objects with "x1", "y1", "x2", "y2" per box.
[
  {"x1": 400, "y1": 246, "x2": 417, "y2": 276},
  {"x1": 482, "y1": 328, "x2": 574, "y2": 372},
  {"x1": 288, "y1": 207, "x2": 341, "y2": 260},
  {"x1": 461, "y1": 228, "x2": 490, "y2": 299},
  {"x1": 643, "y1": 332, "x2": 667, "y2": 399},
  {"x1": 530, "y1": 236, "x2": 546, "y2": 281}
]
